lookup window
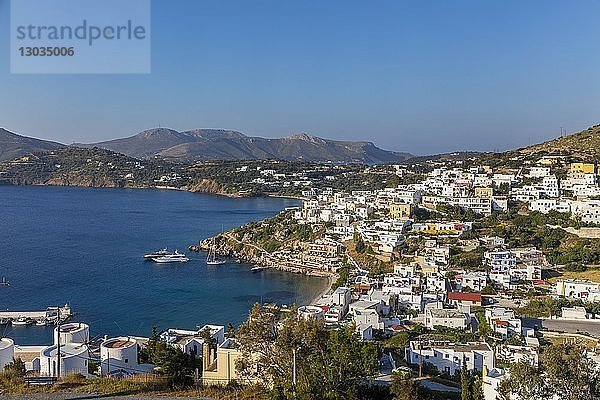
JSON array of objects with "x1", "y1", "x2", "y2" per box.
[{"x1": 125, "y1": 358, "x2": 128, "y2": 363}]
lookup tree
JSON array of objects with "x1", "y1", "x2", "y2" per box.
[
  {"x1": 355, "y1": 236, "x2": 366, "y2": 254},
  {"x1": 226, "y1": 322, "x2": 236, "y2": 337},
  {"x1": 235, "y1": 304, "x2": 378, "y2": 399},
  {"x1": 391, "y1": 371, "x2": 423, "y2": 400},
  {"x1": 497, "y1": 360, "x2": 549, "y2": 400},
  {"x1": 140, "y1": 326, "x2": 196, "y2": 387},
  {"x1": 542, "y1": 344, "x2": 599, "y2": 400},
  {"x1": 3, "y1": 357, "x2": 26, "y2": 378},
  {"x1": 472, "y1": 376, "x2": 484, "y2": 400},
  {"x1": 461, "y1": 356, "x2": 471, "y2": 400}
]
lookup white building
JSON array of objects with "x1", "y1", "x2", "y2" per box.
[
  {"x1": 483, "y1": 367, "x2": 506, "y2": 400},
  {"x1": 406, "y1": 341, "x2": 494, "y2": 375},
  {"x1": 160, "y1": 325, "x2": 225, "y2": 358},
  {"x1": 100, "y1": 337, "x2": 143, "y2": 376},
  {"x1": 425, "y1": 308, "x2": 470, "y2": 330},
  {"x1": 54, "y1": 323, "x2": 90, "y2": 345},
  {"x1": 0, "y1": 338, "x2": 15, "y2": 371},
  {"x1": 459, "y1": 272, "x2": 488, "y2": 292},
  {"x1": 40, "y1": 343, "x2": 89, "y2": 378},
  {"x1": 298, "y1": 305, "x2": 325, "y2": 321},
  {"x1": 561, "y1": 306, "x2": 589, "y2": 320},
  {"x1": 485, "y1": 308, "x2": 522, "y2": 339},
  {"x1": 554, "y1": 279, "x2": 600, "y2": 302}
]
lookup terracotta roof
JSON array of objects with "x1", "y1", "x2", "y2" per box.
[{"x1": 448, "y1": 292, "x2": 482, "y2": 302}]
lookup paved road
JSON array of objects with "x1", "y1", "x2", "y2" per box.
[
  {"x1": 522, "y1": 317, "x2": 600, "y2": 337},
  {"x1": 419, "y1": 379, "x2": 461, "y2": 393}
]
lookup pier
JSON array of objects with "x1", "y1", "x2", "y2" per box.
[{"x1": 0, "y1": 304, "x2": 72, "y2": 321}]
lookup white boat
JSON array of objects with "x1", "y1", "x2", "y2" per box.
[
  {"x1": 251, "y1": 265, "x2": 267, "y2": 272},
  {"x1": 36, "y1": 318, "x2": 51, "y2": 326},
  {"x1": 12, "y1": 317, "x2": 33, "y2": 326},
  {"x1": 0, "y1": 318, "x2": 10, "y2": 325},
  {"x1": 152, "y1": 250, "x2": 189, "y2": 263},
  {"x1": 144, "y1": 248, "x2": 170, "y2": 259},
  {"x1": 0, "y1": 277, "x2": 10, "y2": 286},
  {"x1": 206, "y1": 240, "x2": 226, "y2": 265}
]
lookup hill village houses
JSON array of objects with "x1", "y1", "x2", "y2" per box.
[{"x1": 3, "y1": 158, "x2": 600, "y2": 399}]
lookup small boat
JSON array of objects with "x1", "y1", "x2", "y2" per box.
[
  {"x1": 144, "y1": 248, "x2": 170, "y2": 260},
  {"x1": 206, "y1": 239, "x2": 226, "y2": 265},
  {"x1": 152, "y1": 250, "x2": 189, "y2": 263},
  {"x1": 251, "y1": 265, "x2": 267, "y2": 272},
  {"x1": 0, "y1": 318, "x2": 10, "y2": 325},
  {"x1": 35, "y1": 318, "x2": 52, "y2": 326},
  {"x1": 12, "y1": 317, "x2": 34, "y2": 326},
  {"x1": 0, "y1": 277, "x2": 10, "y2": 286}
]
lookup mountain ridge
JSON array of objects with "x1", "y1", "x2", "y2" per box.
[
  {"x1": 78, "y1": 127, "x2": 414, "y2": 164},
  {"x1": 0, "y1": 128, "x2": 64, "y2": 162}
]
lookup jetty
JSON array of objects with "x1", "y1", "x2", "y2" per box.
[{"x1": 0, "y1": 304, "x2": 72, "y2": 321}]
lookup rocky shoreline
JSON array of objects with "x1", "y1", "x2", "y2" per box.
[{"x1": 197, "y1": 233, "x2": 336, "y2": 279}]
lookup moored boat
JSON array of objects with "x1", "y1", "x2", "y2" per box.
[
  {"x1": 144, "y1": 248, "x2": 170, "y2": 260},
  {"x1": 12, "y1": 317, "x2": 34, "y2": 326},
  {"x1": 152, "y1": 250, "x2": 189, "y2": 263}
]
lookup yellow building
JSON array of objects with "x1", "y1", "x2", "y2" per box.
[
  {"x1": 474, "y1": 187, "x2": 493, "y2": 199},
  {"x1": 202, "y1": 339, "x2": 245, "y2": 386},
  {"x1": 570, "y1": 163, "x2": 595, "y2": 174},
  {"x1": 389, "y1": 203, "x2": 412, "y2": 219}
]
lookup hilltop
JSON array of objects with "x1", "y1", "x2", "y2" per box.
[
  {"x1": 81, "y1": 128, "x2": 413, "y2": 164},
  {"x1": 0, "y1": 128, "x2": 64, "y2": 162},
  {"x1": 519, "y1": 123, "x2": 600, "y2": 159}
]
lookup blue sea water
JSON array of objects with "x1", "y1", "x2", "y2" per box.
[{"x1": 0, "y1": 185, "x2": 326, "y2": 345}]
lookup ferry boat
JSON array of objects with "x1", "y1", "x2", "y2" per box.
[
  {"x1": 152, "y1": 250, "x2": 189, "y2": 263},
  {"x1": 206, "y1": 239, "x2": 226, "y2": 265},
  {"x1": 144, "y1": 248, "x2": 171, "y2": 260}
]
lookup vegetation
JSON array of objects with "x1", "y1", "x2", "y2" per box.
[
  {"x1": 235, "y1": 303, "x2": 379, "y2": 400},
  {"x1": 498, "y1": 344, "x2": 600, "y2": 400},
  {"x1": 139, "y1": 327, "x2": 197, "y2": 387}
]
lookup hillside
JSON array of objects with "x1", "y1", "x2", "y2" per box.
[
  {"x1": 0, "y1": 128, "x2": 64, "y2": 162},
  {"x1": 519, "y1": 124, "x2": 600, "y2": 159},
  {"x1": 84, "y1": 129, "x2": 413, "y2": 164}
]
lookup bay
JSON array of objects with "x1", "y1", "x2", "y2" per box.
[{"x1": 0, "y1": 185, "x2": 326, "y2": 345}]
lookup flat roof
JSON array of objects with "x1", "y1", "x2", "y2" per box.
[
  {"x1": 103, "y1": 339, "x2": 136, "y2": 349},
  {"x1": 0, "y1": 337, "x2": 14, "y2": 350}
]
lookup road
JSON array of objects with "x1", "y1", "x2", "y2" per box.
[{"x1": 522, "y1": 317, "x2": 600, "y2": 337}]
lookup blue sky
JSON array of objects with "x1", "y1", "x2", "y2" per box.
[{"x1": 1, "y1": 0, "x2": 599, "y2": 155}]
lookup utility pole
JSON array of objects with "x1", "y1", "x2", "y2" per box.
[
  {"x1": 292, "y1": 346, "x2": 301, "y2": 392},
  {"x1": 419, "y1": 337, "x2": 425, "y2": 378},
  {"x1": 56, "y1": 307, "x2": 61, "y2": 380},
  {"x1": 292, "y1": 348, "x2": 297, "y2": 386}
]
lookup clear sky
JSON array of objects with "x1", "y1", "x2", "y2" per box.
[{"x1": 1, "y1": 0, "x2": 599, "y2": 155}]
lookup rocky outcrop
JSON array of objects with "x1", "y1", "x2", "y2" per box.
[{"x1": 188, "y1": 179, "x2": 235, "y2": 197}]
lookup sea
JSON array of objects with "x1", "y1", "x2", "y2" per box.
[{"x1": 0, "y1": 185, "x2": 327, "y2": 345}]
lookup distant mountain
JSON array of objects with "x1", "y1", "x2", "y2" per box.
[
  {"x1": 83, "y1": 128, "x2": 413, "y2": 164},
  {"x1": 0, "y1": 128, "x2": 64, "y2": 162}
]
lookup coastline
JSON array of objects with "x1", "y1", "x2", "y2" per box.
[
  {"x1": 7, "y1": 181, "x2": 306, "y2": 201},
  {"x1": 310, "y1": 274, "x2": 334, "y2": 305}
]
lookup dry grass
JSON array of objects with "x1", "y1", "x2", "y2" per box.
[
  {"x1": 521, "y1": 124, "x2": 600, "y2": 157},
  {"x1": 547, "y1": 268, "x2": 600, "y2": 283},
  {"x1": 1, "y1": 373, "x2": 270, "y2": 399}
]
